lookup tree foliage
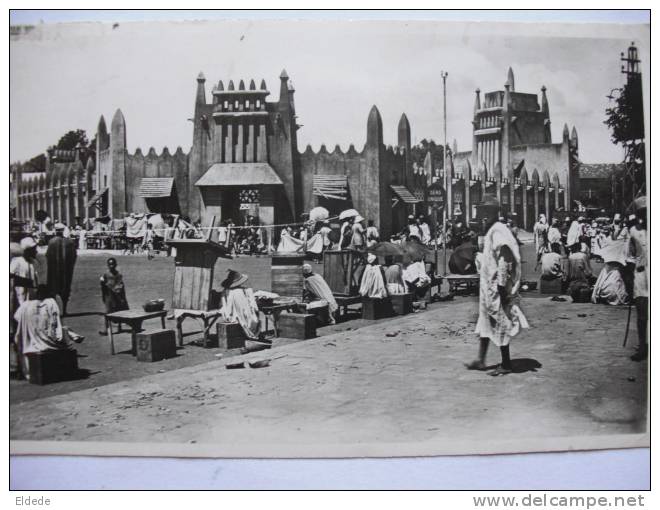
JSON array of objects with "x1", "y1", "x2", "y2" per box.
[
  {"x1": 52, "y1": 129, "x2": 89, "y2": 151},
  {"x1": 604, "y1": 75, "x2": 644, "y2": 144}
]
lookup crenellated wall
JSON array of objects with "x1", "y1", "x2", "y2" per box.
[{"x1": 124, "y1": 146, "x2": 190, "y2": 215}]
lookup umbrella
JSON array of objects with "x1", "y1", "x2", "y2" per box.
[
  {"x1": 339, "y1": 209, "x2": 359, "y2": 220},
  {"x1": 309, "y1": 206, "x2": 329, "y2": 222},
  {"x1": 401, "y1": 239, "x2": 434, "y2": 262},
  {"x1": 368, "y1": 241, "x2": 405, "y2": 258}
]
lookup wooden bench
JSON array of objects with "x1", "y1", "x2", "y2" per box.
[
  {"x1": 440, "y1": 274, "x2": 480, "y2": 295},
  {"x1": 334, "y1": 294, "x2": 362, "y2": 318}
]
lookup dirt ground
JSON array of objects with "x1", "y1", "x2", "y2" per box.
[{"x1": 10, "y1": 243, "x2": 648, "y2": 448}]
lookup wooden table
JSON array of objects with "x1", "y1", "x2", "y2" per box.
[
  {"x1": 173, "y1": 309, "x2": 223, "y2": 348},
  {"x1": 258, "y1": 302, "x2": 298, "y2": 337},
  {"x1": 439, "y1": 274, "x2": 480, "y2": 294},
  {"x1": 105, "y1": 309, "x2": 167, "y2": 355}
]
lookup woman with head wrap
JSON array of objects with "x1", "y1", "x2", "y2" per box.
[
  {"x1": 359, "y1": 253, "x2": 388, "y2": 299},
  {"x1": 302, "y1": 263, "x2": 338, "y2": 324}
]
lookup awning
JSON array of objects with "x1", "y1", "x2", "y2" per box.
[
  {"x1": 139, "y1": 177, "x2": 175, "y2": 198},
  {"x1": 195, "y1": 163, "x2": 283, "y2": 187},
  {"x1": 390, "y1": 185, "x2": 420, "y2": 204},
  {"x1": 86, "y1": 187, "x2": 108, "y2": 208},
  {"x1": 312, "y1": 175, "x2": 348, "y2": 200}
]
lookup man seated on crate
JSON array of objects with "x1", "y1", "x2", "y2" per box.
[
  {"x1": 301, "y1": 264, "x2": 338, "y2": 325},
  {"x1": 13, "y1": 285, "x2": 84, "y2": 382},
  {"x1": 219, "y1": 269, "x2": 261, "y2": 340}
]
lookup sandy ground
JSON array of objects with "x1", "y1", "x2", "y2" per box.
[{"x1": 10, "y1": 244, "x2": 647, "y2": 449}]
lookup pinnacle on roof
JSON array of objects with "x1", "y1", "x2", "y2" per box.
[
  {"x1": 197, "y1": 72, "x2": 205, "y2": 82},
  {"x1": 228, "y1": 80, "x2": 235, "y2": 91},
  {"x1": 249, "y1": 79, "x2": 256, "y2": 90},
  {"x1": 217, "y1": 80, "x2": 224, "y2": 91},
  {"x1": 260, "y1": 79, "x2": 267, "y2": 90},
  {"x1": 280, "y1": 69, "x2": 289, "y2": 79},
  {"x1": 239, "y1": 79, "x2": 245, "y2": 91}
]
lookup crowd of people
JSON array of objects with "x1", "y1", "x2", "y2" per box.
[{"x1": 533, "y1": 203, "x2": 648, "y2": 361}]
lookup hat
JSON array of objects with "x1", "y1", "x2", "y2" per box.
[
  {"x1": 577, "y1": 216, "x2": 585, "y2": 222},
  {"x1": 20, "y1": 236, "x2": 37, "y2": 250},
  {"x1": 354, "y1": 215, "x2": 364, "y2": 223},
  {"x1": 302, "y1": 264, "x2": 313, "y2": 275},
  {"x1": 221, "y1": 269, "x2": 249, "y2": 289},
  {"x1": 54, "y1": 222, "x2": 66, "y2": 230},
  {"x1": 614, "y1": 213, "x2": 622, "y2": 221},
  {"x1": 367, "y1": 253, "x2": 377, "y2": 264},
  {"x1": 408, "y1": 215, "x2": 415, "y2": 220},
  {"x1": 628, "y1": 214, "x2": 636, "y2": 222},
  {"x1": 478, "y1": 194, "x2": 500, "y2": 208}
]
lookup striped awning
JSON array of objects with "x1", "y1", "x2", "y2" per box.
[
  {"x1": 312, "y1": 175, "x2": 348, "y2": 200},
  {"x1": 390, "y1": 185, "x2": 420, "y2": 204},
  {"x1": 86, "y1": 187, "x2": 108, "y2": 208},
  {"x1": 139, "y1": 177, "x2": 175, "y2": 198}
]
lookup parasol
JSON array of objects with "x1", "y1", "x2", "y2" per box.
[
  {"x1": 339, "y1": 208, "x2": 359, "y2": 220},
  {"x1": 309, "y1": 206, "x2": 330, "y2": 222},
  {"x1": 401, "y1": 239, "x2": 434, "y2": 262},
  {"x1": 368, "y1": 241, "x2": 405, "y2": 258},
  {"x1": 633, "y1": 196, "x2": 647, "y2": 211}
]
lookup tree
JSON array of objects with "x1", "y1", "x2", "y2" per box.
[
  {"x1": 604, "y1": 74, "x2": 644, "y2": 144},
  {"x1": 52, "y1": 129, "x2": 89, "y2": 151}
]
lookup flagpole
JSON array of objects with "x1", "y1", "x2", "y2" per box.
[{"x1": 441, "y1": 70, "x2": 449, "y2": 276}]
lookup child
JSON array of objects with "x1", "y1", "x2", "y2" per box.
[{"x1": 99, "y1": 257, "x2": 129, "y2": 335}]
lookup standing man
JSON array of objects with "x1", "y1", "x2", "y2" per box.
[
  {"x1": 46, "y1": 223, "x2": 77, "y2": 316},
  {"x1": 142, "y1": 223, "x2": 155, "y2": 260},
  {"x1": 418, "y1": 215, "x2": 431, "y2": 245},
  {"x1": 466, "y1": 195, "x2": 529, "y2": 376},
  {"x1": 628, "y1": 198, "x2": 647, "y2": 362}
]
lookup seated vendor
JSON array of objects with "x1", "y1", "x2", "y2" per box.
[
  {"x1": 13, "y1": 285, "x2": 83, "y2": 382},
  {"x1": 359, "y1": 253, "x2": 388, "y2": 299},
  {"x1": 591, "y1": 261, "x2": 628, "y2": 306},
  {"x1": 403, "y1": 258, "x2": 432, "y2": 299},
  {"x1": 383, "y1": 255, "x2": 406, "y2": 295},
  {"x1": 302, "y1": 264, "x2": 338, "y2": 324},
  {"x1": 540, "y1": 244, "x2": 564, "y2": 280},
  {"x1": 566, "y1": 243, "x2": 593, "y2": 284},
  {"x1": 219, "y1": 269, "x2": 261, "y2": 340}
]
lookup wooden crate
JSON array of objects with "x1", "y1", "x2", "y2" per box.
[
  {"x1": 272, "y1": 255, "x2": 305, "y2": 300},
  {"x1": 362, "y1": 297, "x2": 393, "y2": 320},
  {"x1": 539, "y1": 277, "x2": 562, "y2": 295},
  {"x1": 277, "y1": 312, "x2": 317, "y2": 339},
  {"x1": 217, "y1": 322, "x2": 246, "y2": 350},
  {"x1": 136, "y1": 329, "x2": 177, "y2": 362},
  {"x1": 390, "y1": 293, "x2": 413, "y2": 315},
  {"x1": 26, "y1": 349, "x2": 79, "y2": 385},
  {"x1": 323, "y1": 250, "x2": 365, "y2": 296}
]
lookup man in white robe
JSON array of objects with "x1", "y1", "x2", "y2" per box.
[
  {"x1": 467, "y1": 195, "x2": 529, "y2": 376},
  {"x1": 302, "y1": 264, "x2": 338, "y2": 324},
  {"x1": 219, "y1": 270, "x2": 261, "y2": 340}
]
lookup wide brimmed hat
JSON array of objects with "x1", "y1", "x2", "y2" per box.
[
  {"x1": 54, "y1": 222, "x2": 66, "y2": 230},
  {"x1": 221, "y1": 269, "x2": 249, "y2": 289},
  {"x1": 354, "y1": 215, "x2": 365, "y2": 223}
]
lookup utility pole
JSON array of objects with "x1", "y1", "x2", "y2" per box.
[{"x1": 441, "y1": 70, "x2": 449, "y2": 275}]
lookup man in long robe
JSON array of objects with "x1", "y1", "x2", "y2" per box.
[
  {"x1": 628, "y1": 201, "x2": 647, "y2": 361},
  {"x1": 467, "y1": 195, "x2": 529, "y2": 376},
  {"x1": 302, "y1": 263, "x2": 338, "y2": 324},
  {"x1": 219, "y1": 269, "x2": 260, "y2": 340},
  {"x1": 46, "y1": 223, "x2": 77, "y2": 315}
]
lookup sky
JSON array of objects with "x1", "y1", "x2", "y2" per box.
[{"x1": 10, "y1": 17, "x2": 649, "y2": 164}]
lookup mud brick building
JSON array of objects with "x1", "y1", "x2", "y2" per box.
[{"x1": 14, "y1": 66, "x2": 617, "y2": 234}]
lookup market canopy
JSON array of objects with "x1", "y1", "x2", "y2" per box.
[
  {"x1": 313, "y1": 175, "x2": 348, "y2": 200},
  {"x1": 195, "y1": 163, "x2": 283, "y2": 187},
  {"x1": 390, "y1": 185, "x2": 420, "y2": 204},
  {"x1": 139, "y1": 177, "x2": 175, "y2": 198}
]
